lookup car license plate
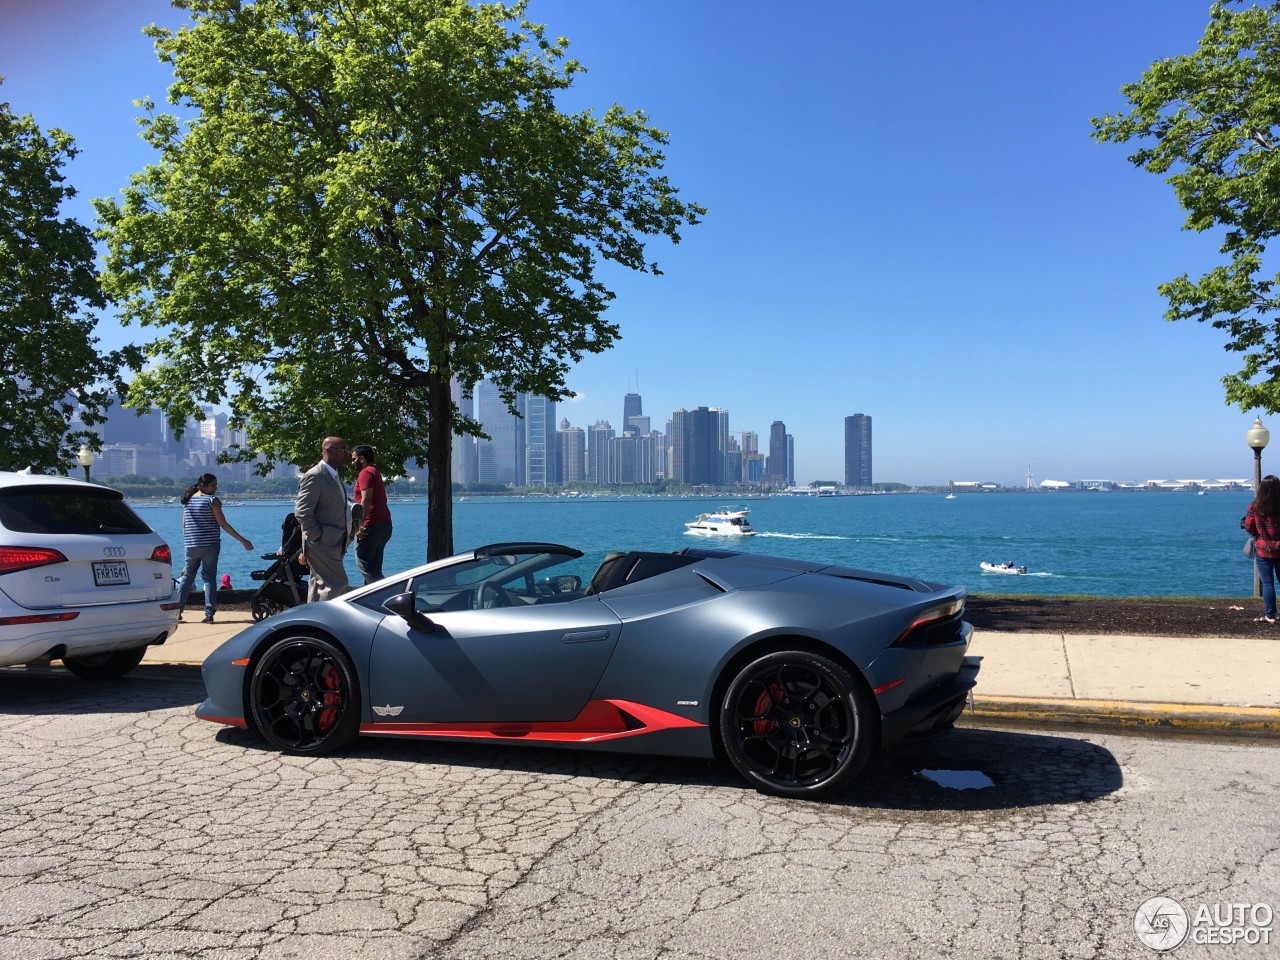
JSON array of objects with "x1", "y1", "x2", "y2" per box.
[{"x1": 93, "y1": 561, "x2": 130, "y2": 586}]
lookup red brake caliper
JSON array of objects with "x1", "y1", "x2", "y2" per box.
[
  {"x1": 317, "y1": 663, "x2": 342, "y2": 733},
  {"x1": 752, "y1": 682, "x2": 783, "y2": 735}
]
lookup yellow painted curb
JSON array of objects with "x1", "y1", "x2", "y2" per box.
[{"x1": 969, "y1": 696, "x2": 1280, "y2": 736}]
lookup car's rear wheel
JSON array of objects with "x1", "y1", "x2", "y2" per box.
[
  {"x1": 718, "y1": 649, "x2": 874, "y2": 799},
  {"x1": 249, "y1": 636, "x2": 360, "y2": 754},
  {"x1": 62, "y1": 645, "x2": 148, "y2": 680}
]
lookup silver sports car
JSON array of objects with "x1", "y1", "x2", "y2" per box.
[{"x1": 198, "y1": 542, "x2": 980, "y2": 799}]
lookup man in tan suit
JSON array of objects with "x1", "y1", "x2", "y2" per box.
[{"x1": 295, "y1": 436, "x2": 351, "y2": 602}]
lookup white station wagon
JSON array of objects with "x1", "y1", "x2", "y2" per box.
[{"x1": 0, "y1": 470, "x2": 181, "y2": 678}]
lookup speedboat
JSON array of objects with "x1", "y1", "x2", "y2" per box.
[
  {"x1": 980, "y1": 561, "x2": 1027, "y2": 575},
  {"x1": 685, "y1": 508, "x2": 756, "y2": 536}
]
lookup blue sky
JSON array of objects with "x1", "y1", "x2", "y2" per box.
[{"x1": 0, "y1": 0, "x2": 1268, "y2": 485}]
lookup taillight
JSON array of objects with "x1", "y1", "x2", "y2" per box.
[
  {"x1": 0, "y1": 611, "x2": 79, "y2": 626},
  {"x1": 150, "y1": 545, "x2": 172, "y2": 564},
  {"x1": 0, "y1": 546, "x2": 69, "y2": 575},
  {"x1": 891, "y1": 599, "x2": 965, "y2": 646}
]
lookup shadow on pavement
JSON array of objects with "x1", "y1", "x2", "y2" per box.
[
  {"x1": 835, "y1": 727, "x2": 1123, "y2": 813},
  {"x1": 3, "y1": 667, "x2": 1123, "y2": 814},
  {"x1": 0, "y1": 668, "x2": 201, "y2": 716},
  {"x1": 213, "y1": 722, "x2": 1121, "y2": 812}
]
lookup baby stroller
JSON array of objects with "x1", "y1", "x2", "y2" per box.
[{"x1": 249, "y1": 512, "x2": 309, "y2": 621}]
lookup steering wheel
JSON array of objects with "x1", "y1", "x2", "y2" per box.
[{"x1": 476, "y1": 582, "x2": 513, "y2": 608}]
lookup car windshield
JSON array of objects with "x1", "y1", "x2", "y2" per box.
[{"x1": 0, "y1": 486, "x2": 152, "y2": 535}]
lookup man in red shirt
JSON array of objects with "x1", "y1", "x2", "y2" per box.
[{"x1": 351, "y1": 444, "x2": 393, "y2": 584}]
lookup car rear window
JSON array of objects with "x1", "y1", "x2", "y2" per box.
[{"x1": 0, "y1": 486, "x2": 153, "y2": 535}]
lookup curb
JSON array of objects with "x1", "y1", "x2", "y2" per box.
[{"x1": 969, "y1": 695, "x2": 1280, "y2": 737}]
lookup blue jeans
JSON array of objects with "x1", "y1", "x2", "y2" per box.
[
  {"x1": 355, "y1": 522, "x2": 392, "y2": 585},
  {"x1": 1258, "y1": 555, "x2": 1279, "y2": 618},
  {"x1": 178, "y1": 543, "x2": 221, "y2": 617}
]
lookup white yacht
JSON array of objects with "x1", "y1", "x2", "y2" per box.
[{"x1": 685, "y1": 508, "x2": 756, "y2": 536}]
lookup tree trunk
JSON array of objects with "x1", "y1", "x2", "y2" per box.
[{"x1": 425, "y1": 373, "x2": 454, "y2": 562}]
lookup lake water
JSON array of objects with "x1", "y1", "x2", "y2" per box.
[{"x1": 134, "y1": 490, "x2": 1258, "y2": 599}]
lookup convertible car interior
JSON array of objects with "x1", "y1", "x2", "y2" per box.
[
  {"x1": 584, "y1": 550, "x2": 701, "y2": 595},
  {"x1": 379, "y1": 547, "x2": 710, "y2": 615}
]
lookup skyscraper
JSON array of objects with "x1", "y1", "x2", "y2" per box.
[
  {"x1": 587, "y1": 421, "x2": 614, "y2": 484},
  {"x1": 523, "y1": 395, "x2": 556, "y2": 487},
  {"x1": 739, "y1": 431, "x2": 759, "y2": 483},
  {"x1": 844, "y1": 414, "x2": 872, "y2": 489},
  {"x1": 450, "y1": 379, "x2": 478, "y2": 485},
  {"x1": 476, "y1": 381, "x2": 519, "y2": 484},
  {"x1": 687, "y1": 408, "x2": 712, "y2": 485},
  {"x1": 767, "y1": 421, "x2": 787, "y2": 488},
  {"x1": 557, "y1": 420, "x2": 585, "y2": 483},
  {"x1": 641, "y1": 430, "x2": 664, "y2": 482},
  {"x1": 102, "y1": 395, "x2": 162, "y2": 446},
  {"x1": 668, "y1": 410, "x2": 687, "y2": 482},
  {"x1": 622, "y1": 392, "x2": 644, "y2": 435},
  {"x1": 608, "y1": 434, "x2": 639, "y2": 484}
]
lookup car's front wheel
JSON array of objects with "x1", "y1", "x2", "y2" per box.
[
  {"x1": 249, "y1": 636, "x2": 360, "y2": 754},
  {"x1": 62, "y1": 645, "x2": 147, "y2": 680},
  {"x1": 718, "y1": 649, "x2": 874, "y2": 799}
]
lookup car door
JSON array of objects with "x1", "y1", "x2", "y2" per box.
[{"x1": 366, "y1": 597, "x2": 622, "y2": 725}]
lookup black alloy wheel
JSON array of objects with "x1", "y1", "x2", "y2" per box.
[
  {"x1": 249, "y1": 636, "x2": 361, "y2": 754},
  {"x1": 719, "y1": 649, "x2": 874, "y2": 799},
  {"x1": 62, "y1": 645, "x2": 148, "y2": 680}
]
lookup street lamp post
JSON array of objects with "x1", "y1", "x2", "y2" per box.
[
  {"x1": 76, "y1": 444, "x2": 95, "y2": 483},
  {"x1": 1247, "y1": 418, "x2": 1271, "y2": 597}
]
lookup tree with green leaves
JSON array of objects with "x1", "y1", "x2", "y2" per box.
[
  {"x1": 96, "y1": 0, "x2": 703, "y2": 560},
  {"x1": 1092, "y1": 1, "x2": 1280, "y2": 414},
  {"x1": 0, "y1": 81, "x2": 136, "y2": 473}
]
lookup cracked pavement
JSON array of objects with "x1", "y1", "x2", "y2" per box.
[{"x1": 1, "y1": 671, "x2": 1277, "y2": 959}]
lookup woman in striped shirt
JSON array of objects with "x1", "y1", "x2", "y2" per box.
[{"x1": 177, "y1": 473, "x2": 253, "y2": 623}]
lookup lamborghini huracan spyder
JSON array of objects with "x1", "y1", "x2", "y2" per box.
[{"x1": 197, "y1": 542, "x2": 979, "y2": 799}]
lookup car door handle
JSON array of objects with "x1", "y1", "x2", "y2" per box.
[{"x1": 561, "y1": 629, "x2": 611, "y2": 644}]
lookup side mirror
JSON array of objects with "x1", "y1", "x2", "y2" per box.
[{"x1": 384, "y1": 592, "x2": 434, "y2": 631}]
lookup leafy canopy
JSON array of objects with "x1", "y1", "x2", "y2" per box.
[
  {"x1": 0, "y1": 80, "x2": 137, "y2": 472},
  {"x1": 95, "y1": 0, "x2": 703, "y2": 559},
  {"x1": 1092, "y1": 1, "x2": 1280, "y2": 414}
]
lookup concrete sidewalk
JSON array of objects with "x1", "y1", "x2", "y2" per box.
[{"x1": 140, "y1": 615, "x2": 1280, "y2": 737}]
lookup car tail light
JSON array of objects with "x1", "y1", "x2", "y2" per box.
[
  {"x1": 891, "y1": 599, "x2": 966, "y2": 647},
  {"x1": 160, "y1": 602, "x2": 182, "y2": 611},
  {"x1": 150, "y1": 545, "x2": 172, "y2": 564},
  {"x1": 0, "y1": 611, "x2": 79, "y2": 626},
  {"x1": 0, "y1": 546, "x2": 69, "y2": 575}
]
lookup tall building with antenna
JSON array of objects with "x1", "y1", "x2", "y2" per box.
[{"x1": 623, "y1": 391, "x2": 643, "y2": 432}]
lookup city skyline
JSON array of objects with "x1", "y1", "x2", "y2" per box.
[
  {"x1": 79, "y1": 385, "x2": 1253, "y2": 491},
  {"x1": 0, "y1": 1, "x2": 1271, "y2": 485}
]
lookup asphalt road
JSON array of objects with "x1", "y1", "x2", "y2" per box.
[{"x1": 1, "y1": 670, "x2": 1277, "y2": 960}]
